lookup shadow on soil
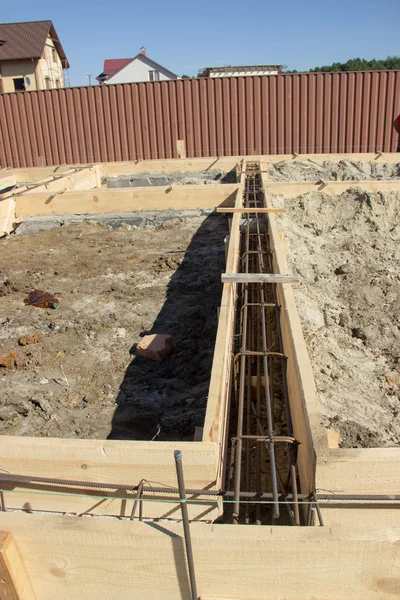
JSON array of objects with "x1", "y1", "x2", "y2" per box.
[{"x1": 108, "y1": 214, "x2": 228, "y2": 442}]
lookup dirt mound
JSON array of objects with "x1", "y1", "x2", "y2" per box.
[
  {"x1": 276, "y1": 188, "x2": 400, "y2": 447},
  {"x1": 268, "y1": 159, "x2": 400, "y2": 182}
]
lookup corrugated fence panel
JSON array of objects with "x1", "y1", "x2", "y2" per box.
[{"x1": 0, "y1": 71, "x2": 400, "y2": 168}]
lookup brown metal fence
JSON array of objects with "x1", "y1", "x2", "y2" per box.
[{"x1": 0, "y1": 71, "x2": 400, "y2": 168}]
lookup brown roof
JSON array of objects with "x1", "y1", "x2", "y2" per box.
[{"x1": 0, "y1": 20, "x2": 69, "y2": 68}]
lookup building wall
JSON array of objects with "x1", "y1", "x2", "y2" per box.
[
  {"x1": 0, "y1": 60, "x2": 39, "y2": 93},
  {"x1": 106, "y1": 56, "x2": 176, "y2": 84},
  {"x1": 0, "y1": 37, "x2": 64, "y2": 93},
  {"x1": 36, "y1": 36, "x2": 64, "y2": 90}
]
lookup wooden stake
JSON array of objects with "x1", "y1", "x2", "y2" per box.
[{"x1": 177, "y1": 140, "x2": 186, "y2": 159}]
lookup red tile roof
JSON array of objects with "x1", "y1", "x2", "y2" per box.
[
  {"x1": 0, "y1": 20, "x2": 69, "y2": 68},
  {"x1": 103, "y1": 58, "x2": 132, "y2": 74}
]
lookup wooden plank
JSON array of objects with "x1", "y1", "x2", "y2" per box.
[
  {"x1": 221, "y1": 273, "x2": 300, "y2": 284},
  {"x1": 0, "y1": 513, "x2": 399, "y2": 600},
  {"x1": 15, "y1": 184, "x2": 239, "y2": 217},
  {"x1": 0, "y1": 437, "x2": 220, "y2": 520},
  {"x1": 0, "y1": 437, "x2": 219, "y2": 487},
  {"x1": 321, "y1": 508, "x2": 400, "y2": 528},
  {"x1": 0, "y1": 197, "x2": 20, "y2": 237},
  {"x1": 203, "y1": 169, "x2": 245, "y2": 485},
  {"x1": 266, "y1": 179, "x2": 400, "y2": 198},
  {"x1": 317, "y1": 448, "x2": 400, "y2": 495},
  {"x1": 0, "y1": 166, "x2": 74, "y2": 184},
  {"x1": 260, "y1": 162, "x2": 327, "y2": 496},
  {"x1": 5, "y1": 151, "x2": 399, "y2": 183},
  {"x1": 0, "y1": 175, "x2": 17, "y2": 191},
  {"x1": 0, "y1": 531, "x2": 35, "y2": 599},
  {"x1": 98, "y1": 157, "x2": 238, "y2": 177},
  {"x1": 216, "y1": 207, "x2": 286, "y2": 214},
  {"x1": 1, "y1": 487, "x2": 219, "y2": 522}
]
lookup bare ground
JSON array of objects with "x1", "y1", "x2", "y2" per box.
[
  {"x1": 275, "y1": 187, "x2": 400, "y2": 447},
  {"x1": 268, "y1": 159, "x2": 400, "y2": 182},
  {"x1": 0, "y1": 216, "x2": 227, "y2": 440}
]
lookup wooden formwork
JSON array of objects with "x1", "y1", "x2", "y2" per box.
[{"x1": 0, "y1": 154, "x2": 399, "y2": 598}]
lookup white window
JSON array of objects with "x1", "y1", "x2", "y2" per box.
[{"x1": 149, "y1": 70, "x2": 159, "y2": 82}]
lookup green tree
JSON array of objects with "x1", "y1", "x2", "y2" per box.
[{"x1": 287, "y1": 56, "x2": 400, "y2": 73}]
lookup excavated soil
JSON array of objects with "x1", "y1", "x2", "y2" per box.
[
  {"x1": 268, "y1": 159, "x2": 400, "y2": 182},
  {"x1": 275, "y1": 186, "x2": 400, "y2": 447},
  {"x1": 0, "y1": 216, "x2": 227, "y2": 440}
]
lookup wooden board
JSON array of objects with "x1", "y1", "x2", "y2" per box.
[
  {"x1": 0, "y1": 166, "x2": 74, "y2": 184},
  {"x1": 260, "y1": 163, "x2": 327, "y2": 496},
  {"x1": 0, "y1": 437, "x2": 220, "y2": 521},
  {"x1": 98, "y1": 152, "x2": 400, "y2": 178},
  {"x1": 0, "y1": 531, "x2": 35, "y2": 599},
  {"x1": 4, "y1": 152, "x2": 399, "y2": 184},
  {"x1": 15, "y1": 185, "x2": 239, "y2": 217},
  {"x1": 320, "y1": 507, "x2": 400, "y2": 528},
  {"x1": 266, "y1": 179, "x2": 400, "y2": 198},
  {"x1": 317, "y1": 448, "x2": 400, "y2": 495},
  {"x1": 0, "y1": 196, "x2": 19, "y2": 237},
  {"x1": 203, "y1": 170, "x2": 245, "y2": 486},
  {"x1": 221, "y1": 273, "x2": 300, "y2": 283},
  {"x1": 0, "y1": 513, "x2": 399, "y2": 599},
  {"x1": 0, "y1": 175, "x2": 17, "y2": 192}
]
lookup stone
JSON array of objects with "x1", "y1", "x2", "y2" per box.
[
  {"x1": 0, "y1": 406, "x2": 19, "y2": 421},
  {"x1": 18, "y1": 333, "x2": 43, "y2": 346},
  {"x1": 0, "y1": 350, "x2": 19, "y2": 369},
  {"x1": 136, "y1": 334, "x2": 175, "y2": 361},
  {"x1": 385, "y1": 371, "x2": 400, "y2": 387}
]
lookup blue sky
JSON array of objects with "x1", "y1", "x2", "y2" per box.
[{"x1": 2, "y1": 0, "x2": 399, "y2": 86}]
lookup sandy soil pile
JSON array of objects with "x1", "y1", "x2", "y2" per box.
[
  {"x1": 0, "y1": 216, "x2": 226, "y2": 440},
  {"x1": 275, "y1": 187, "x2": 400, "y2": 447},
  {"x1": 268, "y1": 159, "x2": 400, "y2": 182}
]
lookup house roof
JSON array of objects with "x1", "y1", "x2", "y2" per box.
[
  {"x1": 103, "y1": 58, "x2": 132, "y2": 75},
  {"x1": 99, "y1": 53, "x2": 178, "y2": 83},
  {"x1": 0, "y1": 20, "x2": 69, "y2": 68}
]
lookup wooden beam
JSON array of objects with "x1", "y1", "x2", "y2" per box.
[
  {"x1": 317, "y1": 448, "x2": 400, "y2": 495},
  {"x1": 216, "y1": 207, "x2": 286, "y2": 214},
  {"x1": 0, "y1": 437, "x2": 220, "y2": 521},
  {"x1": 203, "y1": 168, "x2": 245, "y2": 484},
  {"x1": 0, "y1": 197, "x2": 19, "y2": 237},
  {"x1": 221, "y1": 273, "x2": 300, "y2": 283},
  {"x1": 98, "y1": 157, "x2": 239, "y2": 177},
  {"x1": 260, "y1": 162, "x2": 327, "y2": 496},
  {"x1": 0, "y1": 513, "x2": 399, "y2": 599},
  {"x1": 266, "y1": 179, "x2": 400, "y2": 198},
  {"x1": 15, "y1": 185, "x2": 239, "y2": 217},
  {"x1": 0, "y1": 531, "x2": 35, "y2": 599},
  {"x1": 0, "y1": 175, "x2": 16, "y2": 192}
]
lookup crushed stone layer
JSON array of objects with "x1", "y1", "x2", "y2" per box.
[
  {"x1": 268, "y1": 159, "x2": 400, "y2": 182},
  {"x1": 275, "y1": 187, "x2": 400, "y2": 448},
  {"x1": 0, "y1": 215, "x2": 227, "y2": 441}
]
